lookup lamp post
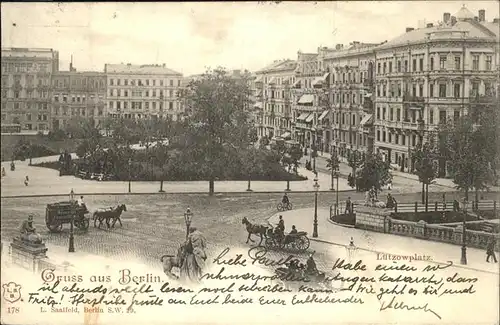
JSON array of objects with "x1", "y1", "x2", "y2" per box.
[
  {"x1": 460, "y1": 198, "x2": 468, "y2": 265},
  {"x1": 68, "y1": 188, "x2": 75, "y2": 253},
  {"x1": 312, "y1": 175, "x2": 320, "y2": 238},
  {"x1": 184, "y1": 208, "x2": 193, "y2": 240},
  {"x1": 128, "y1": 158, "x2": 131, "y2": 193}
]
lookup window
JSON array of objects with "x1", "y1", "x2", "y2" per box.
[
  {"x1": 397, "y1": 61, "x2": 401, "y2": 72},
  {"x1": 169, "y1": 102, "x2": 173, "y2": 110},
  {"x1": 390, "y1": 107, "x2": 394, "y2": 121},
  {"x1": 486, "y1": 56, "x2": 492, "y2": 70},
  {"x1": 377, "y1": 63, "x2": 381, "y2": 74},
  {"x1": 383, "y1": 63, "x2": 386, "y2": 74},
  {"x1": 382, "y1": 107, "x2": 386, "y2": 120},
  {"x1": 395, "y1": 133, "x2": 399, "y2": 144},
  {"x1": 377, "y1": 107, "x2": 380, "y2": 120},
  {"x1": 430, "y1": 84, "x2": 434, "y2": 97},
  {"x1": 382, "y1": 131, "x2": 386, "y2": 142},
  {"x1": 439, "y1": 56, "x2": 446, "y2": 69},
  {"x1": 439, "y1": 110, "x2": 447, "y2": 124},
  {"x1": 382, "y1": 85, "x2": 386, "y2": 97},
  {"x1": 419, "y1": 58, "x2": 423, "y2": 71},
  {"x1": 146, "y1": 80, "x2": 150, "y2": 86},
  {"x1": 404, "y1": 60, "x2": 408, "y2": 72},
  {"x1": 169, "y1": 80, "x2": 173, "y2": 86},
  {"x1": 109, "y1": 89, "x2": 113, "y2": 97},
  {"x1": 125, "y1": 79, "x2": 128, "y2": 86},
  {"x1": 439, "y1": 84, "x2": 446, "y2": 97},
  {"x1": 376, "y1": 130, "x2": 380, "y2": 141},
  {"x1": 454, "y1": 110, "x2": 460, "y2": 122},
  {"x1": 117, "y1": 102, "x2": 121, "y2": 109},
  {"x1": 389, "y1": 62, "x2": 392, "y2": 73},
  {"x1": 454, "y1": 83, "x2": 460, "y2": 98},
  {"x1": 472, "y1": 55, "x2": 479, "y2": 70},
  {"x1": 412, "y1": 59, "x2": 416, "y2": 71},
  {"x1": 455, "y1": 57, "x2": 461, "y2": 70},
  {"x1": 145, "y1": 102, "x2": 149, "y2": 109},
  {"x1": 124, "y1": 90, "x2": 128, "y2": 97},
  {"x1": 430, "y1": 110, "x2": 434, "y2": 124},
  {"x1": 412, "y1": 85, "x2": 417, "y2": 97},
  {"x1": 402, "y1": 134, "x2": 405, "y2": 146},
  {"x1": 430, "y1": 58, "x2": 434, "y2": 70},
  {"x1": 397, "y1": 84, "x2": 401, "y2": 97},
  {"x1": 471, "y1": 82, "x2": 479, "y2": 96},
  {"x1": 108, "y1": 101, "x2": 113, "y2": 109},
  {"x1": 110, "y1": 79, "x2": 114, "y2": 86},
  {"x1": 160, "y1": 80, "x2": 163, "y2": 86},
  {"x1": 153, "y1": 80, "x2": 156, "y2": 86},
  {"x1": 419, "y1": 84, "x2": 423, "y2": 97},
  {"x1": 124, "y1": 102, "x2": 128, "y2": 109},
  {"x1": 388, "y1": 133, "x2": 392, "y2": 143},
  {"x1": 178, "y1": 80, "x2": 181, "y2": 86},
  {"x1": 14, "y1": 91, "x2": 19, "y2": 98},
  {"x1": 117, "y1": 79, "x2": 121, "y2": 86}
]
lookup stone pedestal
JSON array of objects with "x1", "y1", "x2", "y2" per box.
[
  {"x1": 355, "y1": 205, "x2": 392, "y2": 233},
  {"x1": 10, "y1": 238, "x2": 48, "y2": 273}
]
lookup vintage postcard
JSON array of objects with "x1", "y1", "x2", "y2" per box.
[{"x1": 1, "y1": 1, "x2": 499, "y2": 325}]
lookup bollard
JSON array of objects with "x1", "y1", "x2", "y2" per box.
[
  {"x1": 435, "y1": 201, "x2": 438, "y2": 211},
  {"x1": 414, "y1": 202, "x2": 418, "y2": 213}
]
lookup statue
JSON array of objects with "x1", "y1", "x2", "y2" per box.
[
  {"x1": 179, "y1": 227, "x2": 207, "y2": 284},
  {"x1": 364, "y1": 187, "x2": 386, "y2": 208},
  {"x1": 19, "y1": 214, "x2": 43, "y2": 245}
]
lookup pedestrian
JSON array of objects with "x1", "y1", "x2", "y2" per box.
[
  {"x1": 486, "y1": 239, "x2": 497, "y2": 263},
  {"x1": 24, "y1": 176, "x2": 29, "y2": 186},
  {"x1": 345, "y1": 197, "x2": 352, "y2": 215},
  {"x1": 387, "y1": 181, "x2": 392, "y2": 191},
  {"x1": 1, "y1": 166, "x2": 5, "y2": 177}
]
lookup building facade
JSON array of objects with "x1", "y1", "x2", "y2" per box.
[
  {"x1": 253, "y1": 60, "x2": 296, "y2": 139},
  {"x1": 1, "y1": 48, "x2": 59, "y2": 131},
  {"x1": 105, "y1": 64, "x2": 183, "y2": 120},
  {"x1": 51, "y1": 65, "x2": 107, "y2": 129},
  {"x1": 374, "y1": 7, "x2": 499, "y2": 176}
]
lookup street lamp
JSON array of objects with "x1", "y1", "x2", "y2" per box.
[
  {"x1": 461, "y1": 198, "x2": 468, "y2": 265},
  {"x1": 184, "y1": 208, "x2": 193, "y2": 240},
  {"x1": 68, "y1": 188, "x2": 75, "y2": 253},
  {"x1": 312, "y1": 175, "x2": 320, "y2": 238},
  {"x1": 128, "y1": 158, "x2": 132, "y2": 193}
]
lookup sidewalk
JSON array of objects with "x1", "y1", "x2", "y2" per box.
[
  {"x1": 1, "y1": 160, "x2": 354, "y2": 197},
  {"x1": 268, "y1": 208, "x2": 499, "y2": 274}
]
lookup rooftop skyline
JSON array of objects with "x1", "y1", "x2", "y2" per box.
[{"x1": 1, "y1": 1, "x2": 498, "y2": 75}]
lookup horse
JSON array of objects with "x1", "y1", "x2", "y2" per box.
[
  {"x1": 93, "y1": 204, "x2": 127, "y2": 229},
  {"x1": 160, "y1": 245, "x2": 187, "y2": 280},
  {"x1": 242, "y1": 217, "x2": 269, "y2": 246}
]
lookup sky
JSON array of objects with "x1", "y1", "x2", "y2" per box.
[{"x1": 1, "y1": 1, "x2": 499, "y2": 76}]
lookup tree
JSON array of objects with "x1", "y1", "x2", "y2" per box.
[
  {"x1": 438, "y1": 93, "x2": 499, "y2": 202},
  {"x1": 287, "y1": 145, "x2": 303, "y2": 174},
  {"x1": 356, "y1": 152, "x2": 392, "y2": 197},
  {"x1": 326, "y1": 152, "x2": 340, "y2": 190},
  {"x1": 412, "y1": 141, "x2": 437, "y2": 211},
  {"x1": 152, "y1": 143, "x2": 170, "y2": 192},
  {"x1": 179, "y1": 67, "x2": 253, "y2": 195},
  {"x1": 347, "y1": 150, "x2": 364, "y2": 189}
]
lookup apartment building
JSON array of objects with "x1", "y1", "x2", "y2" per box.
[
  {"x1": 323, "y1": 42, "x2": 380, "y2": 159},
  {"x1": 1, "y1": 47, "x2": 59, "y2": 131},
  {"x1": 51, "y1": 63, "x2": 107, "y2": 129},
  {"x1": 105, "y1": 63, "x2": 183, "y2": 121},
  {"x1": 254, "y1": 59, "x2": 297, "y2": 139},
  {"x1": 374, "y1": 7, "x2": 499, "y2": 176},
  {"x1": 292, "y1": 51, "x2": 330, "y2": 149}
]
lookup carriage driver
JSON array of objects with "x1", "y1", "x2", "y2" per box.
[
  {"x1": 276, "y1": 215, "x2": 285, "y2": 236},
  {"x1": 19, "y1": 214, "x2": 42, "y2": 244}
]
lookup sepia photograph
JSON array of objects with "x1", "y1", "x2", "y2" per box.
[{"x1": 1, "y1": 1, "x2": 499, "y2": 324}]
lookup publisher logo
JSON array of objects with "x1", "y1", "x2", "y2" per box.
[{"x1": 2, "y1": 282, "x2": 22, "y2": 303}]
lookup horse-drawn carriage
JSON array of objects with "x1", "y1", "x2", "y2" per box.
[
  {"x1": 45, "y1": 201, "x2": 90, "y2": 232},
  {"x1": 265, "y1": 229, "x2": 310, "y2": 252}
]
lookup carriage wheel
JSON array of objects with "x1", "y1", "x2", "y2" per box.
[
  {"x1": 76, "y1": 218, "x2": 90, "y2": 231},
  {"x1": 277, "y1": 203, "x2": 284, "y2": 212},
  {"x1": 302, "y1": 236, "x2": 310, "y2": 250},
  {"x1": 47, "y1": 223, "x2": 63, "y2": 233},
  {"x1": 296, "y1": 236, "x2": 310, "y2": 251}
]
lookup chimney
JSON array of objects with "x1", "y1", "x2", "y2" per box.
[
  {"x1": 494, "y1": 18, "x2": 499, "y2": 24},
  {"x1": 69, "y1": 54, "x2": 73, "y2": 71},
  {"x1": 443, "y1": 12, "x2": 451, "y2": 23},
  {"x1": 479, "y1": 9, "x2": 485, "y2": 22},
  {"x1": 451, "y1": 16, "x2": 457, "y2": 25},
  {"x1": 406, "y1": 27, "x2": 414, "y2": 32},
  {"x1": 426, "y1": 23, "x2": 434, "y2": 28}
]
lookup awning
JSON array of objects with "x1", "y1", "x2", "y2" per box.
[
  {"x1": 293, "y1": 80, "x2": 301, "y2": 88},
  {"x1": 313, "y1": 73, "x2": 330, "y2": 87},
  {"x1": 281, "y1": 132, "x2": 291, "y2": 139},
  {"x1": 268, "y1": 77, "x2": 276, "y2": 84},
  {"x1": 253, "y1": 102, "x2": 263, "y2": 109},
  {"x1": 305, "y1": 114, "x2": 314, "y2": 123},
  {"x1": 318, "y1": 110, "x2": 329, "y2": 121},
  {"x1": 298, "y1": 94, "x2": 314, "y2": 105},
  {"x1": 359, "y1": 114, "x2": 373, "y2": 126},
  {"x1": 297, "y1": 112, "x2": 309, "y2": 121}
]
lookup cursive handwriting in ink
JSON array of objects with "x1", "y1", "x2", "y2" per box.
[
  {"x1": 380, "y1": 296, "x2": 441, "y2": 320},
  {"x1": 331, "y1": 258, "x2": 367, "y2": 271},
  {"x1": 126, "y1": 293, "x2": 163, "y2": 311},
  {"x1": 213, "y1": 247, "x2": 247, "y2": 267},
  {"x1": 28, "y1": 293, "x2": 60, "y2": 307},
  {"x1": 37, "y1": 280, "x2": 60, "y2": 294},
  {"x1": 247, "y1": 246, "x2": 295, "y2": 267}
]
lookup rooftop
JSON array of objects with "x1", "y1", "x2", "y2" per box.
[
  {"x1": 104, "y1": 63, "x2": 182, "y2": 76},
  {"x1": 256, "y1": 59, "x2": 297, "y2": 74}
]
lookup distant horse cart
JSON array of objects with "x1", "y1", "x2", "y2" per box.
[
  {"x1": 45, "y1": 201, "x2": 90, "y2": 232},
  {"x1": 92, "y1": 204, "x2": 127, "y2": 229}
]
